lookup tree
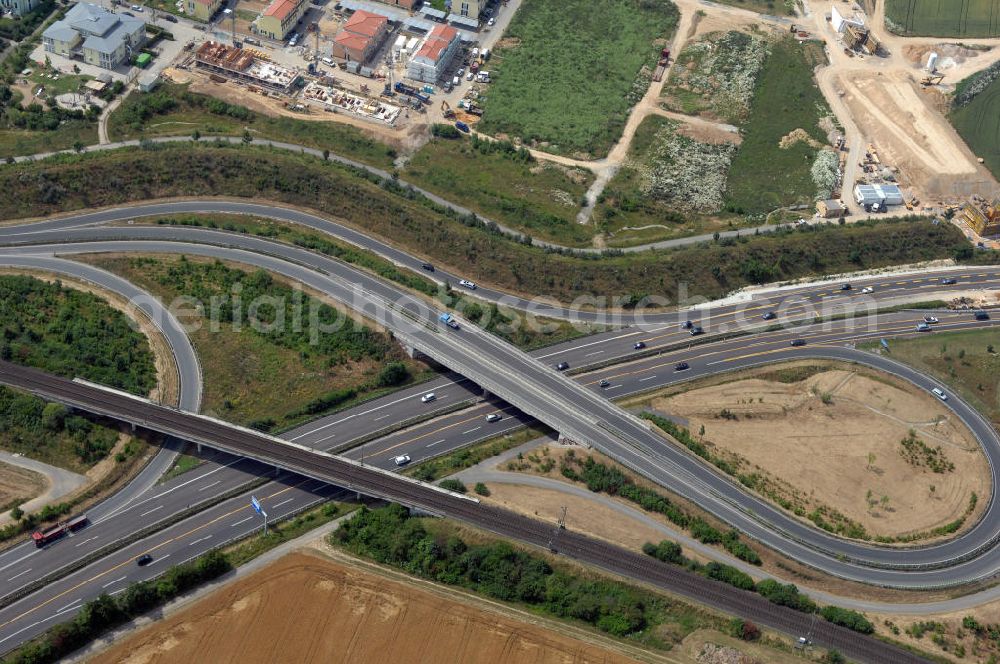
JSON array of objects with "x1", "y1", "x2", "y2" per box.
[
  {"x1": 42, "y1": 402, "x2": 67, "y2": 431},
  {"x1": 322, "y1": 149, "x2": 330, "y2": 161},
  {"x1": 191, "y1": 129, "x2": 200, "y2": 141},
  {"x1": 439, "y1": 479, "x2": 466, "y2": 493},
  {"x1": 474, "y1": 482, "x2": 490, "y2": 496},
  {"x1": 72, "y1": 140, "x2": 85, "y2": 154},
  {"x1": 10, "y1": 504, "x2": 23, "y2": 521},
  {"x1": 242, "y1": 129, "x2": 253, "y2": 144}
]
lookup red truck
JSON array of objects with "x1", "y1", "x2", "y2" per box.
[{"x1": 32, "y1": 514, "x2": 88, "y2": 547}]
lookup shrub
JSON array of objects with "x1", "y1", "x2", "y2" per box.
[
  {"x1": 729, "y1": 617, "x2": 761, "y2": 641},
  {"x1": 474, "y1": 482, "x2": 490, "y2": 496},
  {"x1": 704, "y1": 562, "x2": 755, "y2": 591},
  {"x1": 755, "y1": 579, "x2": 817, "y2": 613},
  {"x1": 642, "y1": 540, "x2": 684, "y2": 565},
  {"x1": 439, "y1": 479, "x2": 467, "y2": 493},
  {"x1": 820, "y1": 605, "x2": 874, "y2": 634}
]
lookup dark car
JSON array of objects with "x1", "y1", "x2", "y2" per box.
[
  {"x1": 790, "y1": 339, "x2": 806, "y2": 347},
  {"x1": 162, "y1": 13, "x2": 178, "y2": 21},
  {"x1": 599, "y1": 379, "x2": 610, "y2": 388},
  {"x1": 633, "y1": 341, "x2": 646, "y2": 350},
  {"x1": 840, "y1": 283, "x2": 852, "y2": 291},
  {"x1": 420, "y1": 262, "x2": 435, "y2": 272},
  {"x1": 689, "y1": 326, "x2": 704, "y2": 336},
  {"x1": 975, "y1": 310, "x2": 990, "y2": 321},
  {"x1": 761, "y1": 311, "x2": 776, "y2": 320},
  {"x1": 556, "y1": 361, "x2": 569, "y2": 371},
  {"x1": 137, "y1": 554, "x2": 153, "y2": 566},
  {"x1": 941, "y1": 277, "x2": 957, "y2": 285},
  {"x1": 674, "y1": 362, "x2": 690, "y2": 371},
  {"x1": 680, "y1": 320, "x2": 693, "y2": 330},
  {"x1": 455, "y1": 121, "x2": 470, "y2": 133}
]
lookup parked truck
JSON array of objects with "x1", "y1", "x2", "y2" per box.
[
  {"x1": 32, "y1": 514, "x2": 88, "y2": 547},
  {"x1": 393, "y1": 82, "x2": 430, "y2": 104}
]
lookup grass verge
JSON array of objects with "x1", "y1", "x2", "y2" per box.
[{"x1": 404, "y1": 425, "x2": 553, "y2": 481}]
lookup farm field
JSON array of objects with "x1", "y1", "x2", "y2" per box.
[
  {"x1": 885, "y1": 0, "x2": 1000, "y2": 37},
  {"x1": 89, "y1": 552, "x2": 644, "y2": 664},
  {"x1": 403, "y1": 134, "x2": 594, "y2": 246},
  {"x1": 478, "y1": 0, "x2": 679, "y2": 159},
  {"x1": 724, "y1": 38, "x2": 832, "y2": 214},
  {"x1": 950, "y1": 68, "x2": 1000, "y2": 180},
  {"x1": 640, "y1": 362, "x2": 988, "y2": 542}
]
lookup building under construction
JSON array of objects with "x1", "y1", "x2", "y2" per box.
[
  {"x1": 195, "y1": 41, "x2": 299, "y2": 93},
  {"x1": 963, "y1": 196, "x2": 1000, "y2": 237},
  {"x1": 844, "y1": 24, "x2": 881, "y2": 55}
]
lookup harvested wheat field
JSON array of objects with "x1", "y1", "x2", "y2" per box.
[
  {"x1": 0, "y1": 460, "x2": 45, "y2": 510},
  {"x1": 649, "y1": 363, "x2": 989, "y2": 540},
  {"x1": 89, "y1": 552, "x2": 639, "y2": 664}
]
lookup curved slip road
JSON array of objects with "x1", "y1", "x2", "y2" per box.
[{"x1": 0, "y1": 231, "x2": 998, "y2": 590}]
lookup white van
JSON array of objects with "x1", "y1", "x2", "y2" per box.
[
  {"x1": 421, "y1": 392, "x2": 436, "y2": 403},
  {"x1": 452, "y1": 75, "x2": 460, "y2": 87},
  {"x1": 322, "y1": 57, "x2": 334, "y2": 66},
  {"x1": 931, "y1": 387, "x2": 948, "y2": 401}
]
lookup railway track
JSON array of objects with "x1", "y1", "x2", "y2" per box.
[{"x1": 0, "y1": 360, "x2": 928, "y2": 663}]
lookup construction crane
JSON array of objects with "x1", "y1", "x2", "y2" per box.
[
  {"x1": 920, "y1": 74, "x2": 944, "y2": 87},
  {"x1": 441, "y1": 99, "x2": 455, "y2": 119}
]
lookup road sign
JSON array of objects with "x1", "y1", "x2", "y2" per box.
[
  {"x1": 251, "y1": 495, "x2": 262, "y2": 514},
  {"x1": 880, "y1": 339, "x2": 889, "y2": 351}
]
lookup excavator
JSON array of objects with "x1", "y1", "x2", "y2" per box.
[
  {"x1": 441, "y1": 99, "x2": 455, "y2": 119},
  {"x1": 920, "y1": 74, "x2": 944, "y2": 87}
]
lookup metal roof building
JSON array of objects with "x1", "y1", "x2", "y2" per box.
[{"x1": 854, "y1": 183, "x2": 904, "y2": 207}]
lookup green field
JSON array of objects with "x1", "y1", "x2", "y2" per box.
[
  {"x1": 478, "y1": 0, "x2": 679, "y2": 158},
  {"x1": 885, "y1": 0, "x2": 1000, "y2": 37},
  {"x1": 404, "y1": 134, "x2": 593, "y2": 246},
  {"x1": 724, "y1": 39, "x2": 831, "y2": 214},
  {"x1": 950, "y1": 69, "x2": 1000, "y2": 180}
]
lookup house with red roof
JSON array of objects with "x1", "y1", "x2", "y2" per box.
[{"x1": 331, "y1": 9, "x2": 389, "y2": 63}]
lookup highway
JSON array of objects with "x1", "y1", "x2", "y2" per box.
[
  {"x1": 0, "y1": 209, "x2": 996, "y2": 662},
  {"x1": 0, "y1": 361, "x2": 931, "y2": 664},
  {"x1": 0, "y1": 228, "x2": 998, "y2": 577}
]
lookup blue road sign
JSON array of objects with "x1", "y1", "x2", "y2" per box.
[
  {"x1": 880, "y1": 339, "x2": 889, "y2": 351},
  {"x1": 251, "y1": 495, "x2": 262, "y2": 514}
]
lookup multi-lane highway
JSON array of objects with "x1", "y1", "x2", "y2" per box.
[{"x1": 0, "y1": 204, "x2": 997, "y2": 662}]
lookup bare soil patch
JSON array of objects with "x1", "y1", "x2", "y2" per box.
[
  {"x1": 89, "y1": 551, "x2": 642, "y2": 664},
  {"x1": 0, "y1": 461, "x2": 46, "y2": 511},
  {"x1": 835, "y1": 69, "x2": 996, "y2": 199},
  {"x1": 648, "y1": 364, "x2": 988, "y2": 540}
]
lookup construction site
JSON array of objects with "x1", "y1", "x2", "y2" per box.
[
  {"x1": 194, "y1": 41, "x2": 300, "y2": 94},
  {"x1": 301, "y1": 80, "x2": 401, "y2": 125}
]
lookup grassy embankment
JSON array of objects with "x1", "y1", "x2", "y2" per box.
[
  {"x1": 884, "y1": 0, "x2": 1000, "y2": 37},
  {"x1": 86, "y1": 255, "x2": 432, "y2": 432},
  {"x1": 863, "y1": 329, "x2": 1000, "y2": 426},
  {"x1": 479, "y1": 0, "x2": 679, "y2": 158},
  {"x1": 950, "y1": 62, "x2": 1000, "y2": 180},
  {"x1": 0, "y1": 143, "x2": 971, "y2": 306}
]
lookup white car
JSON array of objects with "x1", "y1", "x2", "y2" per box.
[
  {"x1": 465, "y1": 72, "x2": 474, "y2": 81},
  {"x1": 456, "y1": 67, "x2": 465, "y2": 77},
  {"x1": 458, "y1": 279, "x2": 477, "y2": 290},
  {"x1": 923, "y1": 315, "x2": 939, "y2": 324},
  {"x1": 931, "y1": 387, "x2": 948, "y2": 401},
  {"x1": 861, "y1": 286, "x2": 874, "y2": 294},
  {"x1": 487, "y1": 17, "x2": 495, "y2": 26},
  {"x1": 421, "y1": 392, "x2": 436, "y2": 403},
  {"x1": 393, "y1": 455, "x2": 411, "y2": 466},
  {"x1": 486, "y1": 413, "x2": 502, "y2": 423}
]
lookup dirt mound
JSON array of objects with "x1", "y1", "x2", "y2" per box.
[
  {"x1": 90, "y1": 552, "x2": 639, "y2": 664},
  {"x1": 697, "y1": 643, "x2": 761, "y2": 664},
  {"x1": 778, "y1": 128, "x2": 822, "y2": 150},
  {"x1": 902, "y1": 43, "x2": 989, "y2": 70}
]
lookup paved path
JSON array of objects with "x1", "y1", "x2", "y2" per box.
[{"x1": 0, "y1": 451, "x2": 87, "y2": 526}]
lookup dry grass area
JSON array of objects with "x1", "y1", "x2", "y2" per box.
[
  {"x1": 0, "y1": 461, "x2": 45, "y2": 511},
  {"x1": 89, "y1": 551, "x2": 644, "y2": 664},
  {"x1": 834, "y1": 69, "x2": 996, "y2": 199},
  {"x1": 649, "y1": 363, "x2": 988, "y2": 541}
]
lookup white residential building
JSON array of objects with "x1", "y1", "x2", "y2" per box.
[{"x1": 43, "y1": 3, "x2": 146, "y2": 70}]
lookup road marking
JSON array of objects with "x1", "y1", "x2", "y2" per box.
[
  {"x1": 374, "y1": 414, "x2": 391, "y2": 421},
  {"x1": 605, "y1": 384, "x2": 622, "y2": 391},
  {"x1": 7, "y1": 569, "x2": 31, "y2": 582},
  {"x1": 638, "y1": 375, "x2": 657, "y2": 382},
  {"x1": 535, "y1": 330, "x2": 640, "y2": 358},
  {"x1": 231, "y1": 516, "x2": 255, "y2": 527},
  {"x1": 462, "y1": 427, "x2": 481, "y2": 435},
  {"x1": 272, "y1": 498, "x2": 294, "y2": 509},
  {"x1": 102, "y1": 575, "x2": 127, "y2": 589},
  {"x1": 0, "y1": 552, "x2": 36, "y2": 574},
  {"x1": 428, "y1": 439, "x2": 446, "y2": 447},
  {"x1": 585, "y1": 350, "x2": 605, "y2": 357},
  {"x1": 57, "y1": 599, "x2": 81, "y2": 614},
  {"x1": 139, "y1": 505, "x2": 163, "y2": 517},
  {"x1": 198, "y1": 480, "x2": 221, "y2": 491},
  {"x1": 189, "y1": 535, "x2": 213, "y2": 547},
  {"x1": 152, "y1": 554, "x2": 170, "y2": 566},
  {"x1": 74, "y1": 536, "x2": 99, "y2": 548}
]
